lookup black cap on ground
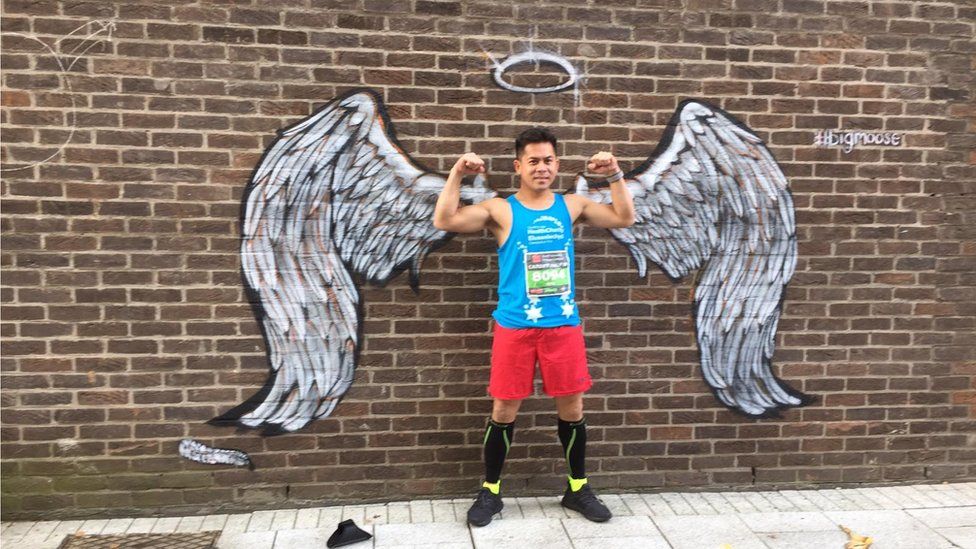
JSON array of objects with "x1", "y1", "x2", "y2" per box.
[{"x1": 326, "y1": 519, "x2": 372, "y2": 548}]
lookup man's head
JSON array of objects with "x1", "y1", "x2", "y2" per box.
[{"x1": 514, "y1": 127, "x2": 559, "y2": 192}]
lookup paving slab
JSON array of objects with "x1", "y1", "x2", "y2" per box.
[
  {"x1": 652, "y1": 514, "x2": 768, "y2": 549},
  {"x1": 819, "y1": 488, "x2": 863, "y2": 510},
  {"x1": 640, "y1": 493, "x2": 677, "y2": 515},
  {"x1": 950, "y1": 485, "x2": 976, "y2": 504},
  {"x1": 365, "y1": 505, "x2": 390, "y2": 526},
  {"x1": 723, "y1": 491, "x2": 763, "y2": 513},
  {"x1": 600, "y1": 494, "x2": 629, "y2": 516},
  {"x1": 757, "y1": 530, "x2": 850, "y2": 549},
  {"x1": 909, "y1": 485, "x2": 952, "y2": 507},
  {"x1": 513, "y1": 497, "x2": 545, "y2": 519},
  {"x1": 762, "y1": 491, "x2": 801, "y2": 512},
  {"x1": 937, "y1": 526, "x2": 976, "y2": 549},
  {"x1": 220, "y1": 514, "x2": 251, "y2": 534},
  {"x1": 432, "y1": 500, "x2": 457, "y2": 523},
  {"x1": 934, "y1": 488, "x2": 974, "y2": 507},
  {"x1": 537, "y1": 496, "x2": 571, "y2": 519},
  {"x1": 572, "y1": 535, "x2": 672, "y2": 549},
  {"x1": 3, "y1": 520, "x2": 37, "y2": 541},
  {"x1": 342, "y1": 505, "x2": 368, "y2": 524},
  {"x1": 679, "y1": 491, "x2": 720, "y2": 514},
  {"x1": 272, "y1": 527, "x2": 334, "y2": 549},
  {"x1": 823, "y1": 509, "x2": 957, "y2": 549},
  {"x1": 907, "y1": 506, "x2": 976, "y2": 528},
  {"x1": 737, "y1": 510, "x2": 837, "y2": 533},
  {"x1": 857, "y1": 487, "x2": 903, "y2": 510},
  {"x1": 320, "y1": 505, "x2": 346, "y2": 527},
  {"x1": 408, "y1": 500, "x2": 434, "y2": 523},
  {"x1": 201, "y1": 515, "x2": 229, "y2": 532},
  {"x1": 294, "y1": 508, "x2": 322, "y2": 529},
  {"x1": 893, "y1": 485, "x2": 941, "y2": 508},
  {"x1": 11, "y1": 533, "x2": 64, "y2": 549},
  {"x1": 124, "y1": 517, "x2": 157, "y2": 534},
  {"x1": 270, "y1": 509, "x2": 297, "y2": 531},
  {"x1": 78, "y1": 519, "x2": 110, "y2": 535},
  {"x1": 469, "y1": 517, "x2": 571, "y2": 549},
  {"x1": 562, "y1": 515, "x2": 660, "y2": 538},
  {"x1": 823, "y1": 509, "x2": 932, "y2": 532},
  {"x1": 150, "y1": 516, "x2": 181, "y2": 534},
  {"x1": 742, "y1": 491, "x2": 778, "y2": 513},
  {"x1": 23, "y1": 520, "x2": 61, "y2": 539},
  {"x1": 374, "y1": 521, "x2": 470, "y2": 547},
  {"x1": 245, "y1": 510, "x2": 275, "y2": 532},
  {"x1": 41, "y1": 519, "x2": 93, "y2": 540},
  {"x1": 777, "y1": 490, "x2": 822, "y2": 511},
  {"x1": 699, "y1": 492, "x2": 739, "y2": 514},
  {"x1": 450, "y1": 499, "x2": 473, "y2": 522},
  {"x1": 216, "y1": 530, "x2": 276, "y2": 549},
  {"x1": 376, "y1": 541, "x2": 474, "y2": 549},
  {"x1": 176, "y1": 515, "x2": 206, "y2": 532},
  {"x1": 661, "y1": 492, "x2": 695, "y2": 514},
  {"x1": 496, "y1": 497, "x2": 522, "y2": 520},
  {"x1": 618, "y1": 493, "x2": 653, "y2": 515}
]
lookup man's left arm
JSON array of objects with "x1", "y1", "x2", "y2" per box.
[{"x1": 577, "y1": 151, "x2": 636, "y2": 229}]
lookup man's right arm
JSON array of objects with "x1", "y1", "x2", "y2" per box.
[{"x1": 432, "y1": 153, "x2": 491, "y2": 233}]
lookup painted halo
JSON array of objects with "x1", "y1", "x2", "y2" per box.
[{"x1": 491, "y1": 51, "x2": 580, "y2": 94}]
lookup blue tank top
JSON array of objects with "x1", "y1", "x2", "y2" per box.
[{"x1": 492, "y1": 193, "x2": 580, "y2": 329}]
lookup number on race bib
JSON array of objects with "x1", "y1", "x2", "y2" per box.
[{"x1": 524, "y1": 250, "x2": 570, "y2": 297}]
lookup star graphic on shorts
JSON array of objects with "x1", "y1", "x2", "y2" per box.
[
  {"x1": 525, "y1": 303, "x2": 543, "y2": 322},
  {"x1": 561, "y1": 300, "x2": 576, "y2": 317}
]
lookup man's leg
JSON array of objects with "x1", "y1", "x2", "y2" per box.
[
  {"x1": 555, "y1": 393, "x2": 587, "y2": 485},
  {"x1": 471, "y1": 321, "x2": 535, "y2": 527},
  {"x1": 492, "y1": 397, "x2": 523, "y2": 423},
  {"x1": 554, "y1": 395, "x2": 611, "y2": 522},
  {"x1": 483, "y1": 398, "x2": 522, "y2": 491},
  {"x1": 468, "y1": 398, "x2": 522, "y2": 527}
]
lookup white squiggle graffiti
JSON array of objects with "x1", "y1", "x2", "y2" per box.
[
  {"x1": 1, "y1": 20, "x2": 115, "y2": 172},
  {"x1": 178, "y1": 439, "x2": 254, "y2": 470}
]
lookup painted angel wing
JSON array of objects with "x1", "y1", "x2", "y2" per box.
[
  {"x1": 577, "y1": 100, "x2": 806, "y2": 416},
  {"x1": 211, "y1": 89, "x2": 493, "y2": 434}
]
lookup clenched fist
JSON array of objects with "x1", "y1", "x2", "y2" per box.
[
  {"x1": 452, "y1": 152, "x2": 486, "y2": 177},
  {"x1": 586, "y1": 151, "x2": 620, "y2": 176}
]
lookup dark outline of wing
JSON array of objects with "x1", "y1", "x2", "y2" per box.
[
  {"x1": 580, "y1": 99, "x2": 811, "y2": 418},
  {"x1": 210, "y1": 88, "x2": 493, "y2": 435}
]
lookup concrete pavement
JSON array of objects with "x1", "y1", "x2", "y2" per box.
[{"x1": 2, "y1": 482, "x2": 974, "y2": 548}]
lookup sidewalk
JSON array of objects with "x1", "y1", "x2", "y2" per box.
[{"x1": 2, "y1": 482, "x2": 974, "y2": 548}]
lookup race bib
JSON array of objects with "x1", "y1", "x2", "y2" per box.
[{"x1": 524, "y1": 250, "x2": 570, "y2": 297}]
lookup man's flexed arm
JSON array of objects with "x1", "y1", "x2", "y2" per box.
[
  {"x1": 578, "y1": 151, "x2": 636, "y2": 228},
  {"x1": 433, "y1": 153, "x2": 491, "y2": 233}
]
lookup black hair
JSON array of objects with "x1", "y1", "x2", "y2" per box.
[{"x1": 514, "y1": 127, "x2": 557, "y2": 158}]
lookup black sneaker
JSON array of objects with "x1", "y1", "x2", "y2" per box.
[
  {"x1": 561, "y1": 484, "x2": 612, "y2": 522},
  {"x1": 467, "y1": 488, "x2": 504, "y2": 527}
]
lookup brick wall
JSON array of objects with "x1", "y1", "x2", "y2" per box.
[{"x1": 2, "y1": 0, "x2": 974, "y2": 520}]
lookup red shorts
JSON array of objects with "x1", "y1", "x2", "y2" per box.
[{"x1": 489, "y1": 323, "x2": 591, "y2": 400}]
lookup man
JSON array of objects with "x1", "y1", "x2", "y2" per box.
[{"x1": 432, "y1": 128, "x2": 636, "y2": 526}]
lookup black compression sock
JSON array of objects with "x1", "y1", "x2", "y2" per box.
[
  {"x1": 558, "y1": 417, "x2": 587, "y2": 484},
  {"x1": 483, "y1": 419, "x2": 514, "y2": 489}
]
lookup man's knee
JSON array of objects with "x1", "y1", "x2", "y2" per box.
[
  {"x1": 491, "y1": 399, "x2": 522, "y2": 423},
  {"x1": 554, "y1": 393, "x2": 584, "y2": 421}
]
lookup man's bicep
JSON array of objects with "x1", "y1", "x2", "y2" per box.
[
  {"x1": 580, "y1": 199, "x2": 628, "y2": 229},
  {"x1": 441, "y1": 203, "x2": 492, "y2": 233}
]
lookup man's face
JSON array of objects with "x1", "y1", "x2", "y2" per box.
[{"x1": 514, "y1": 142, "x2": 559, "y2": 192}]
